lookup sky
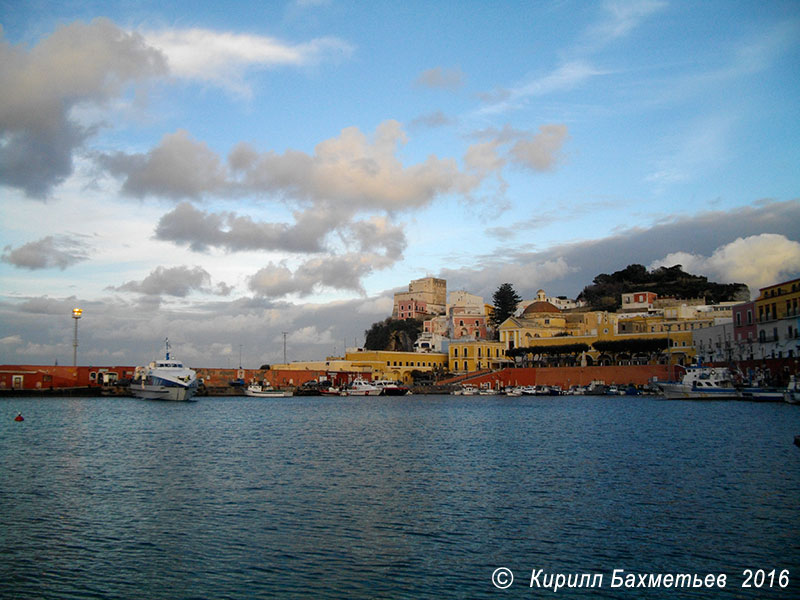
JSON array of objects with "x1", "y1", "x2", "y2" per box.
[{"x1": 1, "y1": 0, "x2": 800, "y2": 368}]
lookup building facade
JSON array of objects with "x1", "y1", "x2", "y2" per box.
[
  {"x1": 393, "y1": 277, "x2": 447, "y2": 319},
  {"x1": 754, "y1": 277, "x2": 800, "y2": 359},
  {"x1": 448, "y1": 340, "x2": 509, "y2": 374}
]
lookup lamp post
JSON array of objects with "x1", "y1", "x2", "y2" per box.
[{"x1": 72, "y1": 308, "x2": 83, "y2": 367}]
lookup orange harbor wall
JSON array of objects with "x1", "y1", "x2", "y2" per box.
[{"x1": 456, "y1": 365, "x2": 672, "y2": 389}]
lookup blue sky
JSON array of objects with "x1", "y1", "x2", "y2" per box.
[{"x1": 1, "y1": 0, "x2": 799, "y2": 367}]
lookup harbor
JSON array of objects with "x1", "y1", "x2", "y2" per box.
[{"x1": 3, "y1": 393, "x2": 799, "y2": 599}]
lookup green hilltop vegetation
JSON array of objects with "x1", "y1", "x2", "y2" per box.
[
  {"x1": 577, "y1": 264, "x2": 750, "y2": 311},
  {"x1": 364, "y1": 264, "x2": 750, "y2": 351}
]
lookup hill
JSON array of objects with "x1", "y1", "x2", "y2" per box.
[{"x1": 577, "y1": 264, "x2": 750, "y2": 311}]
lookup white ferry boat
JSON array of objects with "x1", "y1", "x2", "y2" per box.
[
  {"x1": 656, "y1": 366, "x2": 738, "y2": 400},
  {"x1": 130, "y1": 339, "x2": 198, "y2": 402}
]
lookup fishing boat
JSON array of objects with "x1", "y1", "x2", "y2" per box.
[
  {"x1": 130, "y1": 339, "x2": 198, "y2": 402},
  {"x1": 656, "y1": 366, "x2": 738, "y2": 400},
  {"x1": 245, "y1": 382, "x2": 293, "y2": 398}
]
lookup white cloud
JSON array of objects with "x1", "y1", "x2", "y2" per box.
[
  {"x1": 143, "y1": 27, "x2": 353, "y2": 96},
  {"x1": 649, "y1": 234, "x2": 800, "y2": 295},
  {"x1": 590, "y1": 0, "x2": 668, "y2": 45}
]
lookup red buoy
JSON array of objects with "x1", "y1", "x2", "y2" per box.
[{"x1": 14, "y1": 413, "x2": 24, "y2": 422}]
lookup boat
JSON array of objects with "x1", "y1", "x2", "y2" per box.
[
  {"x1": 452, "y1": 384, "x2": 478, "y2": 396},
  {"x1": 130, "y1": 339, "x2": 198, "y2": 401},
  {"x1": 785, "y1": 376, "x2": 799, "y2": 405},
  {"x1": 738, "y1": 387, "x2": 786, "y2": 402},
  {"x1": 656, "y1": 366, "x2": 739, "y2": 400},
  {"x1": 372, "y1": 379, "x2": 409, "y2": 396},
  {"x1": 342, "y1": 377, "x2": 381, "y2": 396},
  {"x1": 245, "y1": 382, "x2": 293, "y2": 398}
]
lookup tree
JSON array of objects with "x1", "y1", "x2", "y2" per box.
[
  {"x1": 364, "y1": 317, "x2": 422, "y2": 351},
  {"x1": 490, "y1": 283, "x2": 522, "y2": 333}
]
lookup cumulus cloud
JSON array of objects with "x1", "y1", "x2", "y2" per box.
[
  {"x1": 467, "y1": 124, "x2": 569, "y2": 174},
  {"x1": 154, "y1": 202, "x2": 325, "y2": 253},
  {"x1": 100, "y1": 130, "x2": 229, "y2": 199},
  {"x1": 143, "y1": 27, "x2": 353, "y2": 96},
  {"x1": 248, "y1": 251, "x2": 397, "y2": 298},
  {"x1": 230, "y1": 120, "x2": 475, "y2": 210},
  {"x1": 110, "y1": 265, "x2": 228, "y2": 297},
  {"x1": 509, "y1": 124, "x2": 569, "y2": 171},
  {"x1": 414, "y1": 67, "x2": 464, "y2": 90},
  {"x1": 103, "y1": 121, "x2": 476, "y2": 210},
  {"x1": 649, "y1": 234, "x2": 800, "y2": 294},
  {"x1": 0, "y1": 18, "x2": 167, "y2": 197},
  {"x1": 2, "y1": 235, "x2": 91, "y2": 270}
]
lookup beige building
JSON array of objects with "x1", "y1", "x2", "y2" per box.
[{"x1": 393, "y1": 277, "x2": 447, "y2": 319}]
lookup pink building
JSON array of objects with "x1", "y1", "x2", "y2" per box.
[
  {"x1": 450, "y1": 308, "x2": 488, "y2": 340},
  {"x1": 732, "y1": 301, "x2": 757, "y2": 360}
]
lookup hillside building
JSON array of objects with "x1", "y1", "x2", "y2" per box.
[{"x1": 393, "y1": 277, "x2": 447, "y2": 320}]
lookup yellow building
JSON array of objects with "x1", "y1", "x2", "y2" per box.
[
  {"x1": 498, "y1": 300, "x2": 699, "y2": 366},
  {"x1": 344, "y1": 349, "x2": 448, "y2": 383},
  {"x1": 754, "y1": 277, "x2": 800, "y2": 357},
  {"x1": 448, "y1": 340, "x2": 510, "y2": 374}
]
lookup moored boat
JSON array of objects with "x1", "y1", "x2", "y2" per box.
[
  {"x1": 245, "y1": 382, "x2": 293, "y2": 398},
  {"x1": 738, "y1": 387, "x2": 786, "y2": 402},
  {"x1": 130, "y1": 339, "x2": 198, "y2": 402},
  {"x1": 785, "y1": 376, "x2": 799, "y2": 404},
  {"x1": 656, "y1": 366, "x2": 738, "y2": 400},
  {"x1": 372, "y1": 379, "x2": 409, "y2": 396},
  {"x1": 342, "y1": 377, "x2": 382, "y2": 396}
]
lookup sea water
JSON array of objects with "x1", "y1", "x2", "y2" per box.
[{"x1": 1, "y1": 395, "x2": 799, "y2": 599}]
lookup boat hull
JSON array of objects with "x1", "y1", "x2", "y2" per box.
[
  {"x1": 245, "y1": 389, "x2": 293, "y2": 398},
  {"x1": 657, "y1": 382, "x2": 738, "y2": 400},
  {"x1": 130, "y1": 382, "x2": 197, "y2": 401},
  {"x1": 738, "y1": 388, "x2": 785, "y2": 402}
]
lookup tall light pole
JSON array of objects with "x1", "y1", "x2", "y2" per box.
[{"x1": 72, "y1": 308, "x2": 83, "y2": 367}]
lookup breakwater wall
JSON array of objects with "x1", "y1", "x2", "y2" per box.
[{"x1": 451, "y1": 365, "x2": 671, "y2": 389}]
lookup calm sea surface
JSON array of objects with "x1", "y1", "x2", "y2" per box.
[{"x1": 1, "y1": 394, "x2": 799, "y2": 599}]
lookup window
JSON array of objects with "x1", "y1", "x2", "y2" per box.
[
  {"x1": 736, "y1": 313, "x2": 742, "y2": 326},
  {"x1": 453, "y1": 348, "x2": 459, "y2": 357}
]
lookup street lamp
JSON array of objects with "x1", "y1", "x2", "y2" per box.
[{"x1": 72, "y1": 308, "x2": 83, "y2": 367}]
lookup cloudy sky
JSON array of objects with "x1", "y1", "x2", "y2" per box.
[{"x1": 1, "y1": 0, "x2": 799, "y2": 368}]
